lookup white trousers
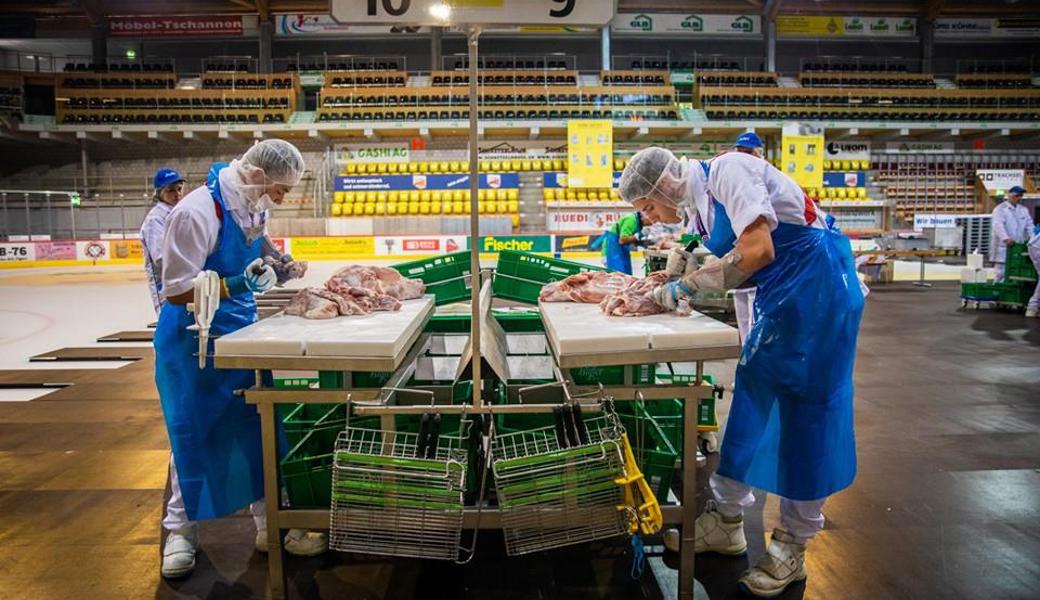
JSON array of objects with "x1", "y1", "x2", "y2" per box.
[
  {"x1": 163, "y1": 453, "x2": 266, "y2": 532},
  {"x1": 1028, "y1": 246, "x2": 1040, "y2": 310},
  {"x1": 993, "y1": 262, "x2": 1004, "y2": 282},
  {"x1": 732, "y1": 287, "x2": 757, "y2": 345},
  {"x1": 710, "y1": 473, "x2": 826, "y2": 544}
]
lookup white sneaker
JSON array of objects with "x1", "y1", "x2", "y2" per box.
[
  {"x1": 255, "y1": 528, "x2": 329, "y2": 557},
  {"x1": 662, "y1": 500, "x2": 747, "y2": 555},
  {"x1": 161, "y1": 527, "x2": 198, "y2": 579},
  {"x1": 1026, "y1": 308, "x2": 1039, "y2": 318},
  {"x1": 738, "y1": 529, "x2": 807, "y2": 598}
]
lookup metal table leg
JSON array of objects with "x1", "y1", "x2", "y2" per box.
[
  {"x1": 678, "y1": 365, "x2": 702, "y2": 599},
  {"x1": 913, "y1": 255, "x2": 932, "y2": 288},
  {"x1": 256, "y1": 370, "x2": 288, "y2": 599}
]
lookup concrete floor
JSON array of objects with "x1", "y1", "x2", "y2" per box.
[{"x1": 0, "y1": 269, "x2": 1037, "y2": 600}]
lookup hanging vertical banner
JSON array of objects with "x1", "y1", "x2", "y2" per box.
[
  {"x1": 566, "y1": 120, "x2": 613, "y2": 189},
  {"x1": 781, "y1": 134, "x2": 824, "y2": 189}
]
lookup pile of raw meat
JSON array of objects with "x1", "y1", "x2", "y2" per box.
[
  {"x1": 539, "y1": 270, "x2": 671, "y2": 317},
  {"x1": 284, "y1": 265, "x2": 426, "y2": 319}
]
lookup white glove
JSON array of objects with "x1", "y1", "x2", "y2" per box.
[
  {"x1": 665, "y1": 248, "x2": 695, "y2": 278},
  {"x1": 242, "y1": 257, "x2": 277, "y2": 293}
]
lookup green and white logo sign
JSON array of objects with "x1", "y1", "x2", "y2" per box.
[
  {"x1": 613, "y1": 13, "x2": 760, "y2": 36},
  {"x1": 681, "y1": 15, "x2": 703, "y2": 31},
  {"x1": 629, "y1": 14, "x2": 653, "y2": 31}
]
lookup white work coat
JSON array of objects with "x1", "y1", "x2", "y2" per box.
[
  {"x1": 140, "y1": 201, "x2": 173, "y2": 313},
  {"x1": 990, "y1": 200, "x2": 1034, "y2": 263}
]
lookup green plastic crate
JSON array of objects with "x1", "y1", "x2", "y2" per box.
[
  {"x1": 281, "y1": 430, "x2": 334, "y2": 509},
  {"x1": 571, "y1": 363, "x2": 656, "y2": 386},
  {"x1": 961, "y1": 282, "x2": 1001, "y2": 300},
  {"x1": 1004, "y1": 243, "x2": 1037, "y2": 282},
  {"x1": 424, "y1": 309, "x2": 546, "y2": 334},
  {"x1": 391, "y1": 251, "x2": 472, "y2": 305},
  {"x1": 998, "y1": 282, "x2": 1033, "y2": 305},
  {"x1": 493, "y1": 250, "x2": 607, "y2": 305},
  {"x1": 618, "y1": 404, "x2": 679, "y2": 501}
]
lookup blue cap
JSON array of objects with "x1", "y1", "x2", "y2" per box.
[
  {"x1": 735, "y1": 132, "x2": 763, "y2": 149},
  {"x1": 153, "y1": 168, "x2": 184, "y2": 190},
  {"x1": 1007, "y1": 185, "x2": 1025, "y2": 195}
]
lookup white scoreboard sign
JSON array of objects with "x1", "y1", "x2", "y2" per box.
[{"x1": 332, "y1": 0, "x2": 615, "y2": 26}]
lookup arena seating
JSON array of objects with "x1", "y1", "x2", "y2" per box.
[
  {"x1": 800, "y1": 72, "x2": 935, "y2": 88},
  {"x1": 600, "y1": 70, "x2": 669, "y2": 86},
  {"x1": 62, "y1": 62, "x2": 174, "y2": 73},
  {"x1": 57, "y1": 88, "x2": 294, "y2": 125},
  {"x1": 696, "y1": 71, "x2": 778, "y2": 87},
  {"x1": 327, "y1": 71, "x2": 408, "y2": 87},
  {"x1": 58, "y1": 72, "x2": 176, "y2": 89},
  {"x1": 451, "y1": 59, "x2": 569, "y2": 70},
  {"x1": 286, "y1": 60, "x2": 401, "y2": 71},
  {"x1": 955, "y1": 73, "x2": 1033, "y2": 89},
  {"x1": 201, "y1": 73, "x2": 296, "y2": 90},
  {"x1": 431, "y1": 70, "x2": 577, "y2": 86},
  {"x1": 699, "y1": 86, "x2": 1040, "y2": 121},
  {"x1": 802, "y1": 62, "x2": 910, "y2": 72}
]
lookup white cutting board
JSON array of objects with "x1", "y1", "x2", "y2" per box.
[
  {"x1": 215, "y1": 296, "x2": 434, "y2": 358},
  {"x1": 539, "y1": 302, "x2": 738, "y2": 355}
]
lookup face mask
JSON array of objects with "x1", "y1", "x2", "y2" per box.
[{"x1": 250, "y1": 193, "x2": 276, "y2": 214}]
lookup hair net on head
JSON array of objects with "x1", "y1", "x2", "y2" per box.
[
  {"x1": 618, "y1": 147, "x2": 686, "y2": 207},
  {"x1": 240, "y1": 139, "x2": 306, "y2": 187}
]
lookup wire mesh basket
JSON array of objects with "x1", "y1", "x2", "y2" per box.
[
  {"x1": 491, "y1": 407, "x2": 630, "y2": 556},
  {"x1": 330, "y1": 418, "x2": 471, "y2": 561}
]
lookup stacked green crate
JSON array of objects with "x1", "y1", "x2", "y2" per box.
[
  {"x1": 391, "y1": 251, "x2": 472, "y2": 305},
  {"x1": 617, "y1": 402, "x2": 679, "y2": 500},
  {"x1": 493, "y1": 250, "x2": 607, "y2": 305}
]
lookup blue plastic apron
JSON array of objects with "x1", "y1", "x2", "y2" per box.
[
  {"x1": 153, "y1": 165, "x2": 268, "y2": 521},
  {"x1": 712, "y1": 203, "x2": 863, "y2": 501}
]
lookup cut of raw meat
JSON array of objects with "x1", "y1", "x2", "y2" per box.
[
  {"x1": 264, "y1": 255, "x2": 308, "y2": 284},
  {"x1": 600, "y1": 272, "x2": 670, "y2": 317},
  {"x1": 539, "y1": 271, "x2": 637, "y2": 303},
  {"x1": 326, "y1": 265, "x2": 426, "y2": 300},
  {"x1": 284, "y1": 265, "x2": 422, "y2": 319}
]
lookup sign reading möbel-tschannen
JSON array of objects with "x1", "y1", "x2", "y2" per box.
[{"x1": 331, "y1": 0, "x2": 614, "y2": 25}]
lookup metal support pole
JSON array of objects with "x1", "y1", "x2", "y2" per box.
[
  {"x1": 600, "y1": 26, "x2": 610, "y2": 71},
  {"x1": 259, "y1": 19, "x2": 274, "y2": 74},
  {"x1": 919, "y1": 17, "x2": 935, "y2": 74},
  {"x1": 80, "y1": 140, "x2": 90, "y2": 197},
  {"x1": 431, "y1": 27, "x2": 443, "y2": 72},
  {"x1": 765, "y1": 19, "x2": 777, "y2": 72},
  {"x1": 23, "y1": 193, "x2": 30, "y2": 238},
  {"x1": 468, "y1": 27, "x2": 482, "y2": 411},
  {"x1": 2, "y1": 193, "x2": 8, "y2": 239}
]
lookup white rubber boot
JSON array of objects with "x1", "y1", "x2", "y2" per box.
[
  {"x1": 161, "y1": 526, "x2": 198, "y2": 579},
  {"x1": 255, "y1": 528, "x2": 329, "y2": 557},
  {"x1": 1026, "y1": 308, "x2": 1038, "y2": 318},
  {"x1": 663, "y1": 500, "x2": 747, "y2": 555},
  {"x1": 738, "y1": 529, "x2": 807, "y2": 598}
]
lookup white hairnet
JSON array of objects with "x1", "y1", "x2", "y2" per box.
[
  {"x1": 618, "y1": 147, "x2": 686, "y2": 207},
  {"x1": 240, "y1": 139, "x2": 306, "y2": 187}
]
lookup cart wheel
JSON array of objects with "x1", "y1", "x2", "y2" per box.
[
  {"x1": 973, "y1": 301, "x2": 980, "y2": 310},
  {"x1": 699, "y1": 431, "x2": 720, "y2": 454}
]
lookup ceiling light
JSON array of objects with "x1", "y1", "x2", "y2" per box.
[{"x1": 428, "y1": 3, "x2": 452, "y2": 21}]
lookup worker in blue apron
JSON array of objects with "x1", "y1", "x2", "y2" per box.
[
  {"x1": 590, "y1": 211, "x2": 646, "y2": 274},
  {"x1": 619, "y1": 146, "x2": 863, "y2": 598},
  {"x1": 153, "y1": 140, "x2": 323, "y2": 579}
]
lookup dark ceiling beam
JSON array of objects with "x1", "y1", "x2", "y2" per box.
[
  {"x1": 926, "y1": 0, "x2": 946, "y2": 20},
  {"x1": 764, "y1": 0, "x2": 784, "y2": 21}
]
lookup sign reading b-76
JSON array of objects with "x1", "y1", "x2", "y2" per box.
[{"x1": 333, "y1": 0, "x2": 615, "y2": 25}]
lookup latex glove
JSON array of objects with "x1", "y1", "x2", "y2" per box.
[
  {"x1": 664, "y1": 247, "x2": 694, "y2": 278},
  {"x1": 652, "y1": 280, "x2": 694, "y2": 311},
  {"x1": 265, "y1": 253, "x2": 307, "y2": 285},
  {"x1": 225, "y1": 258, "x2": 276, "y2": 296}
]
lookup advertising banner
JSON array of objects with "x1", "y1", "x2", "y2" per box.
[
  {"x1": 935, "y1": 18, "x2": 1040, "y2": 39},
  {"x1": 544, "y1": 171, "x2": 621, "y2": 188},
  {"x1": 109, "y1": 15, "x2": 248, "y2": 37},
  {"x1": 109, "y1": 239, "x2": 144, "y2": 260},
  {"x1": 611, "y1": 13, "x2": 760, "y2": 36},
  {"x1": 291, "y1": 237, "x2": 376, "y2": 260},
  {"x1": 478, "y1": 236, "x2": 552, "y2": 253},
  {"x1": 339, "y1": 145, "x2": 411, "y2": 163},
  {"x1": 76, "y1": 241, "x2": 110, "y2": 262},
  {"x1": 335, "y1": 173, "x2": 519, "y2": 191},
  {"x1": 554, "y1": 234, "x2": 598, "y2": 253},
  {"x1": 777, "y1": 15, "x2": 914, "y2": 37},
  {"x1": 913, "y1": 214, "x2": 959, "y2": 229},
  {"x1": 0, "y1": 242, "x2": 35, "y2": 262},
  {"x1": 547, "y1": 210, "x2": 628, "y2": 232},
  {"x1": 277, "y1": 14, "x2": 428, "y2": 35},
  {"x1": 823, "y1": 172, "x2": 866, "y2": 187},
  {"x1": 567, "y1": 120, "x2": 613, "y2": 189},
  {"x1": 33, "y1": 241, "x2": 76, "y2": 261},
  {"x1": 976, "y1": 169, "x2": 1025, "y2": 192},
  {"x1": 825, "y1": 140, "x2": 871, "y2": 161},
  {"x1": 780, "y1": 135, "x2": 824, "y2": 189},
  {"x1": 373, "y1": 236, "x2": 467, "y2": 256},
  {"x1": 884, "y1": 141, "x2": 955, "y2": 153}
]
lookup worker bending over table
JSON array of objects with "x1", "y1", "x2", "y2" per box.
[
  {"x1": 154, "y1": 139, "x2": 322, "y2": 579},
  {"x1": 619, "y1": 146, "x2": 864, "y2": 598}
]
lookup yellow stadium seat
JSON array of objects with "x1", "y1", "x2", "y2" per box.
[
  {"x1": 331, "y1": 204, "x2": 342, "y2": 216},
  {"x1": 531, "y1": 160, "x2": 543, "y2": 171},
  {"x1": 554, "y1": 188, "x2": 566, "y2": 201},
  {"x1": 442, "y1": 202, "x2": 453, "y2": 214},
  {"x1": 490, "y1": 160, "x2": 501, "y2": 172},
  {"x1": 387, "y1": 163, "x2": 399, "y2": 174},
  {"x1": 556, "y1": 159, "x2": 567, "y2": 171},
  {"x1": 419, "y1": 202, "x2": 430, "y2": 214},
  {"x1": 836, "y1": 188, "x2": 847, "y2": 199},
  {"x1": 611, "y1": 189, "x2": 620, "y2": 200},
  {"x1": 345, "y1": 163, "x2": 357, "y2": 174},
  {"x1": 480, "y1": 160, "x2": 490, "y2": 172},
  {"x1": 333, "y1": 192, "x2": 344, "y2": 204},
  {"x1": 436, "y1": 161, "x2": 447, "y2": 173},
  {"x1": 454, "y1": 190, "x2": 466, "y2": 202},
  {"x1": 566, "y1": 189, "x2": 578, "y2": 201},
  {"x1": 419, "y1": 190, "x2": 430, "y2": 202},
  {"x1": 376, "y1": 191, "x2": 387, "y2": 202},
  {"x1": 857, "y1": 188, "x2": 867, "y2": 199},
  {"x1": 496, "y1": 189, "x2": 507, "y2": 201},
  {"x1": 597, "y1": 190, "x2": 608, "y2": 201},
  {"x1": 429, "y1": 162, "x2": 440, "y2": 173},
  {"x1": 407, "y1": 201, "x2": 420, "y2": 214},
  {"x1": 347, "y1": 192, "x2": 358, "y2": 203},
  {"x1": 363, "y1": 204, "x2": 375, "y2": 215},
  {"x1": 823, "y1": 160, "x2": 832, "y2": 171},
  {"x1": 408, "y1": 190, "x2": 419, "y2": 202},
  {"x1": 435, "y1": 191, "x2": 446, "y2": 202},
  {"x1": 521, "y1": 160, "x2": 532, "y2": 171},
  {"x1": 613, "y1": 159, "x2": 623, "y2": 171},
  {"x1": 450, "y1": 161, "x2": 462, "y2": 173},
  {"x1": 387, "y1": 203, "x2": 398, "y2": 215},
  {"x1": 430, "y1": 201, "x2": 442, "y2": 214},
  {"x1": 511, "y1": 215, "x2": 520, "y2": 228},
  {"x1": 389, "y1": 191, "x2": 401, "y2": 203},
  {"x1": 507, "y1": 200, "x2": 519, "y2": 213},
  {"x1": 425, "y1": 162, "x2": 436, "y2": 173},
  {"x1": 507, "y1": 188, "x2": 519, "y2": 201},
  {"x1": 477, "y1": 189, "x2": 485, "y2": 201},
  {"x1": 372, "y1": 163, "x2": 384, "y2": 174},
  {"x1": 375, "y1": 202, "x2": 386, "y2": 215},
  {"x1": 364, "y1": 191, "x2": 376, "y2": 203},
  {"x1": 577, "y1": 191, "x2": 588, "y2": 202},
  {"x1": 543, "y1": 189, "x2": 554, "y2": 201},
  {"x1": 454, "y1": 201, "x2": 465, "y2": 213}
]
